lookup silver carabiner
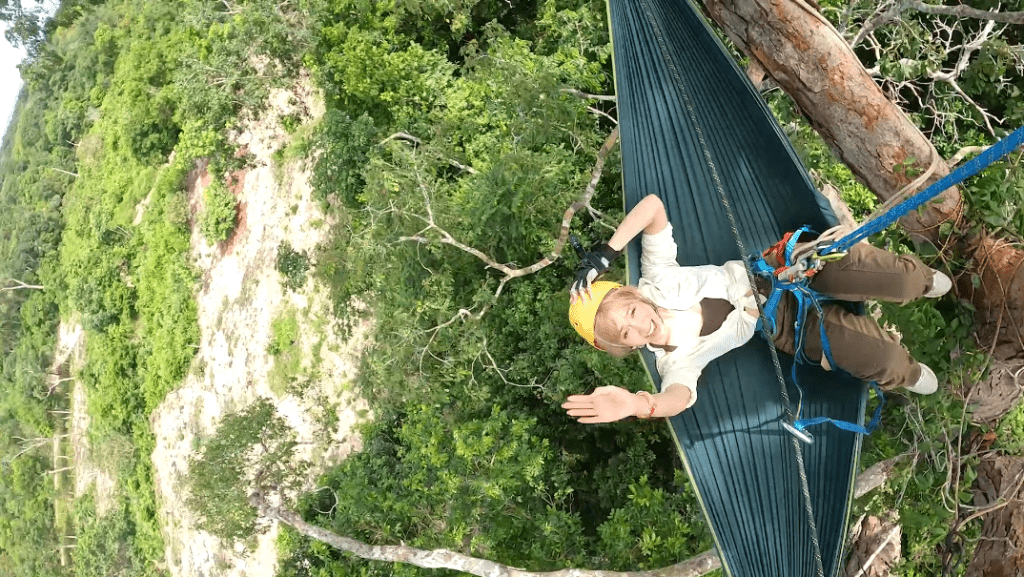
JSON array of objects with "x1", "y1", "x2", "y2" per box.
[{"x1": 783, "y1": 421, "x2": 814, "y2": 444}]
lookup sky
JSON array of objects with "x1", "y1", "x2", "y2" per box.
[{"x1": 1, "y1": 27, "x2": 28, "y2": 141}]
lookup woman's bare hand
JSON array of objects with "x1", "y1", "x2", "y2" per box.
[{"x1": 562, "y1": 386, "x2": 640, "y2": 424}]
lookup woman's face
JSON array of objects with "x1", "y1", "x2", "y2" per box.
[{"x1": 598, "y1": 298, "x2": 665, "y2": 349}]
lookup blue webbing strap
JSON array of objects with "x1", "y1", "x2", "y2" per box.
[
  {"x1": 822, "y1": 125, "x2": 1024, "y2": 256},
  {"x1": 794, "y1": 382, "x2": 884, "y2": 436},
  {"x1": 752, "y1": 228, "x2": 883, "y2": 436}
]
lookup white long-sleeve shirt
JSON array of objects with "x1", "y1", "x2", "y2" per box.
[{"x1": 637, "y1": 224, "x2": 758, "y2": 408}]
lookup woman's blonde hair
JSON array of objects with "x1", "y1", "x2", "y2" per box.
[{"x1": 593, "y1": 286, "x2": 660, "y2": 358}]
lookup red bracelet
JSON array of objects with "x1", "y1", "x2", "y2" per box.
[{"x1": 636, "y1": 391, "x2": 657, "y2": 418}]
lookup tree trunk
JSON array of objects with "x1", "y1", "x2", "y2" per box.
[
  {"x1": 964, "y1": 455, "x2": 1024, "y2": 577},
  {"x1": 701, "y1": 0, "x2": 963, "y2": 239},
  {"x1": 698, "y1": 2, "x2": 1024, "y2": 573},
  {"x1": 700, "y1": 0, "x2": 1024, "y2": 368}
]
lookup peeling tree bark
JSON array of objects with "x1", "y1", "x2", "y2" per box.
[
  {"x1": 701, "y1": 0, "x2": 1024, "y2": 369},
  {"x1": 701, "y1": 0, "x2": 963, "y2": 239},
  {"x1": 965, "y1": 456, "x2": 1024, "y2": 577}
]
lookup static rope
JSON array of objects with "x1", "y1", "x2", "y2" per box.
[
  {"x1": 822, "y1": 125, "x2": 1024, "y2": 256},
  {"x1": 638, "y1": 2, "x2": 825, "y2": 575}
]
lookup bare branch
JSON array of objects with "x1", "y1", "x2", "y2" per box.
[
  {"x1": 252, "y1": 491, "x2": 719, "y2": 577},
  {"x1": 946, "y1": 145, "x2": 993, "y2": 168},
  {"x1": 380, "y1": 132, "x2": 479, "y2": 174},
  {"x1": 907, "y1": 1, "x2": 1024, "y2": 25},
  {"x1": 447, "y1": 158, "x2": 479, "y2": 175},
  {"x1": 850, "y1": 0, "x2": 1024, "y2": 48},
  {"x1": 560, "y1": 88, "x2": 617, "y2": 102},
  {"x1": 380, "y1": 132, "x2": 422, "y2": 146},
  {"x1": 849, "y1": 524, "x2": 901, "y2": 577},
  {"x1": 2, "y1": 279, "x2": 44, "y2": 291},
  {"x1": 586, "y1": 106, "x2": 618, "y2": 125},
  {"x1": 848, "y1": 0, "x2": 901, "y2": 48},
  {"x1": 928, "y1": 20, "x2": 1002, "y2": 135},
  {"x1": 476, "y1": 337, "x2": 544, "y2": 390},
  {"x1": 50, "y1": 167, "x2": 79, "y2": 178},
  {"x1": 399, "y1": 233, "x2": 512, "y2": 275},
  {"x1": 524, "y1": 126, "x2": 621, "y2": 276},
  {"x1": 398, "y1": 127, "x2": 621, "y2": 306},
  {"x1": 12, "y1": 436, "x2": 50, "y2": 459}
]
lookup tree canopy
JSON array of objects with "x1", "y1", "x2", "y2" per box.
[{"x1": 0, "y1": 1, "x2": 1021, "y2": 576}]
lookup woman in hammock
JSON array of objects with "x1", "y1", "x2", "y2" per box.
[{"x1": 563, "y1": 195, "x2": 950, "y2": 424}]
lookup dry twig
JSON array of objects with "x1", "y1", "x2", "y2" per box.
[{"x1": 2, "y1": 278, "x2": 44, "y2": 291}]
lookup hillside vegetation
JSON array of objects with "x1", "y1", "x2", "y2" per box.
[{"x1": 0, "y1": 1, "x2": 1021, "y2": 577}]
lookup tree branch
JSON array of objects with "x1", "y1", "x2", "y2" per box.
[
  {"x1": 848, "y1": 0, "x2": 901, "y2": 48},
  {"x1": 586, "y1": 106, "x2": 618, "y2": 125},
  {"x1": 397, "y1": 127, "x2": 621, "y2": 305},
  {"x1": 850, "y1": 0, "x2": 1024, "y2": 48},
  {"x1": 380, "y1": 132, "x2": 479, "y2": 174},
  {"x1": 50, "y1": 167, "x2": 79, "y2": 178},
  {"x1": 907, "y1": 1, "x2": 1024, "y2": 25},
  {"x1": 251, "y1": 490, "x2": 718, "y2": 577},
  {"x1": 849, "y1": 523, "x2": 901, "y2": 577},
  {"x1": 946, "y1": 145, "x2": 993, "y2": 168},
  {"x1": 928, "y1": 19, "x2": 1002, "y2": 136},
  {"x1": 2, "y1": 279, "x2": 44, "y2": 291},
  {"x1": 249, "y1": 451, "x2": 901, "y2": 577},
  {"x1": 560, "y1": 88, "x2": 617, "y2": 102}
]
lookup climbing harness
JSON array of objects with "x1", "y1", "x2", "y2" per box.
[
  {"x1": 758, "y1": 124, "x2": 1024, "y2": 443},
  {"x1": 749, "y1": 227, "x2": 884, "y2": 441}
]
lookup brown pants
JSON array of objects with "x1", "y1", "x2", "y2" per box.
[{"x1": 766, "y1": 243, "x2": 934, "y2": 390}]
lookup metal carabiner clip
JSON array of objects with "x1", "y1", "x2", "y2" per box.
[{"x1": 783, "y1": 421, "x2": 814, "y2": 444}]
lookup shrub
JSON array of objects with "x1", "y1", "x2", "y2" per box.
[
  {"x1": 276, "y1": 242, "x2": 311, "y2": 290},
  {"x1": 187, "y1": 398, "x2": 304, "y2": 542},
  {"x1": 199, "y1": 180, "x2": 237, "y2": 242}
]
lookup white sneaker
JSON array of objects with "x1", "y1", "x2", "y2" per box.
[
  {"x1": 906, "y1": 363, "x2": 938, "y2": 395},
  {"x1": 923, "y1": 269, "x2": 952, "y2": 298}
]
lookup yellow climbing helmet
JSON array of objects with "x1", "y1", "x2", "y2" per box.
[{"x1": 568, "y1": 281, "x2": 621, "y2": 348}]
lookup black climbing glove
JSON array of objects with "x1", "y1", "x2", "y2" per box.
[{"x1": 570, "y1": 235, "x2": 621, "y2": 302}]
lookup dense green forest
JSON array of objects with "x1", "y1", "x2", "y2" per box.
[{"x1": 0, "y1": 1, "x2": 1021, "y2": 576}]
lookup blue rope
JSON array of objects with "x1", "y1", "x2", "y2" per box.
[
  {"x1": 822, "y1": 125, "x2": 1024, "y2": 256},
  {"x1": 751, "y1": 228, "x2": 883, "y2": 436}
]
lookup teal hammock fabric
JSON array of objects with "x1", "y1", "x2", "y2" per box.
[{"x1": 607, "y1": 1, "x2": 866, "y2": 576}]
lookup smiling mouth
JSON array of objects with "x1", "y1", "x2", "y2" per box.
[{"x1": 647, "y1": 320, "x2": 655, "y2": 337}]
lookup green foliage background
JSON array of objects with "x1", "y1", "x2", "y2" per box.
[{"x1": 0, "y1": 0, "x2": 1021, "y2": 576}]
